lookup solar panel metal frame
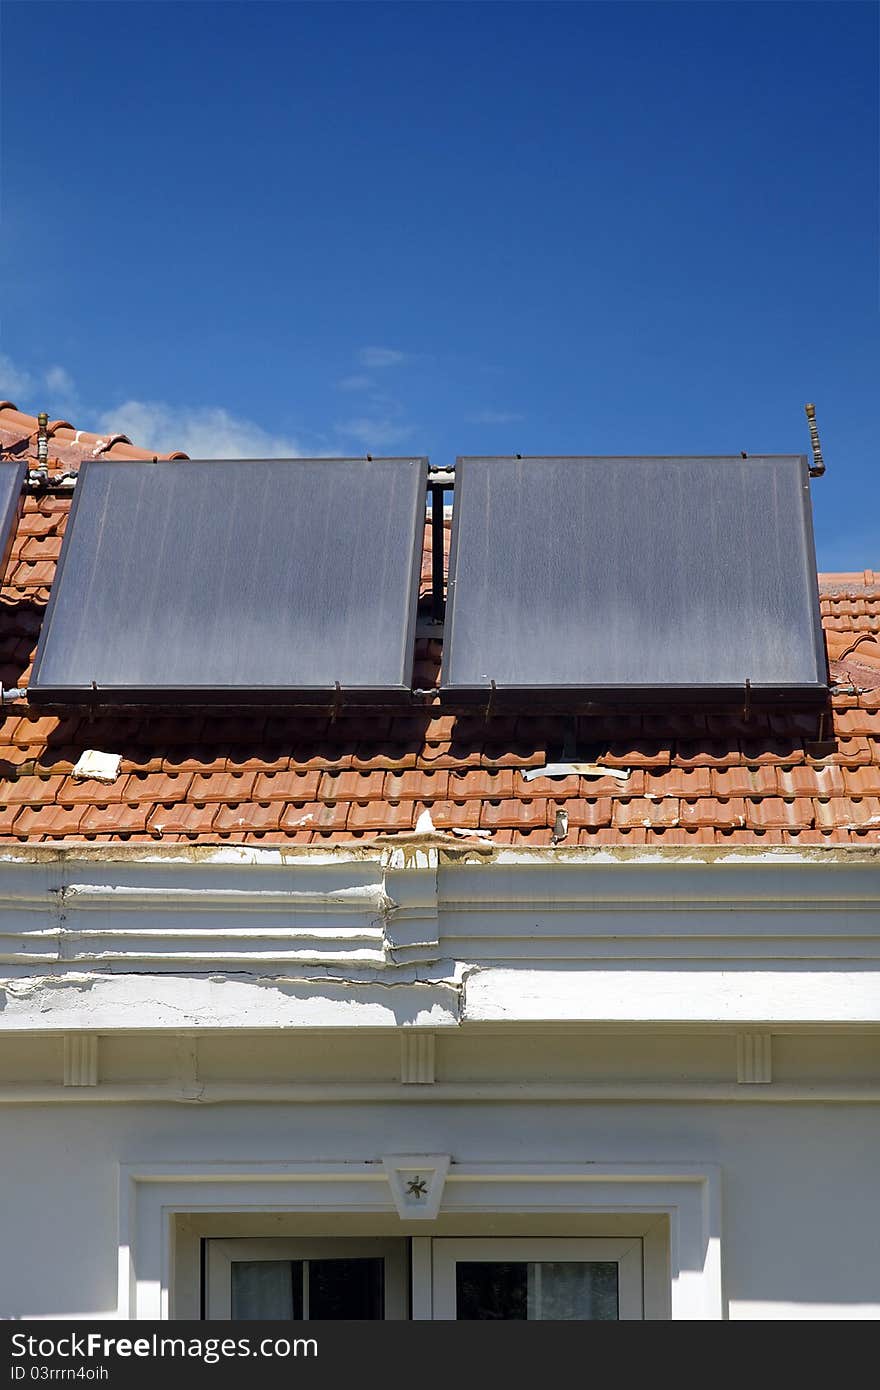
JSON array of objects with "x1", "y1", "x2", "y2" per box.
[
  {"x1": 29, "y1": 456, "x2": 428, "y2": 706},
  {"x1": 441, "y1": 455, "x2": 828, "y2": 705},
  {"x1": 0, "y1": 460, "x2": 27, "y2": 587}
]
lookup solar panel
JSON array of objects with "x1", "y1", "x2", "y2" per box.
[
  {"x1": 0, "y1": 460, "x2": 27, "y2": 585},
  {"x1": 29, "y1": 457, "x2": 427, "y2": 704},
  {"x1": 442, "y1": 456, "x2": 827, "y2": 701}
]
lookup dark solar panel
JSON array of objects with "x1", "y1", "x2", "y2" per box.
[
  {"x1": 29, "y1": 457, "x2": 427, "y2": 704},
  {"x1": 442, "y1": 456, "x2": 827, "y2": 701},
  {"x1": 0, "y1": 460, "x2": 27, "y2": 586}
]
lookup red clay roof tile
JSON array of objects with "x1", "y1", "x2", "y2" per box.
[
  {"x1": 815, "y1": 797, "x2": 880, "y2": 830},
  {"x1": 252, "y1": 770, "x2": 322, "y2": 801},
  {"x1": 13, "y1": 803, "x2": 87, "y2": 837},
  {"x1": 80, "y1": 802, "x2": 151, "y2": 834},
  {"x1": 146, "y1": 803, "x2": 218, "y2": 836},
  {"x1": 614, "y1": 797, "x2": 681, "y2": 828},
  {"x1": 188, "y1": 771, "x2": 258, "y2": 803},
  {"x1": 680, "y1": 797, "x2": 746, "y2": 828},
  {"x1": 560, "y1": 797, "x2": 613, "y2": 828},
  {"x1": 280, "y1": 801, "x2": 350, "y2": 833},
  {"x1": 744, "y1": 798, "x2": 814, "y2": 830},
  {"x1": 213, "y1": 802, "x2": 284, "y2": 835},
  {"x1": 348, "y1": 800, "x2": 412, "y2": 831},
  {"x1": 422, "y1": 799, "x2": 482, "y2": 829}
]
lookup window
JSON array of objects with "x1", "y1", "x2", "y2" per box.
[
  {"x1": 432, "y1": 1239, "x2": 642, "y2": 1320},
  {"x1": 205, "y1": 1237, "x2": 642, "y2": 1320},
  {"x1": 206, "y1": 1239, "x2": 408, "y2": 1320}
]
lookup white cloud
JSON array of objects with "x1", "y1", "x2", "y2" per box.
[
  {"x1": 465, "y1": 409, "x2": 525, "y2": 425},
  {"x1": 96, "y1": 400, "x2": 313, "y2": 458},
  {"x1": 45, "y1": 365, "x2": 77, "y2": 403},
  {"x1": 0, "y1": 356, "x2": 79, "y2": 414},
  {"x1": 336, "y1": 416, "x2": 416, "y2": 448},
  {"x1": 357, "y1": 346, "x2": 409, "y2": 369},
  {"x1": 2, "y1": 351, "x2": 418, "y2": 459},
  {"x1": 337, "y1": 374, "x2": 373, "y2": 392},
  {"x1": 0, "y1": 354, "x2": 35, "y2": 401}
]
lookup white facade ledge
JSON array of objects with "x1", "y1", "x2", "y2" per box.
[{"x1": 0, "y1": 842, "x2": 877, "y2": 1029}]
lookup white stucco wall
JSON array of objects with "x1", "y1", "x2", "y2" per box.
[
  {"x1": 2, "y1": 844, "x2": 877, "y2": 1321},
  {"x1": 1, "y1": 1097, "x2": 878, "y2": 1321}
]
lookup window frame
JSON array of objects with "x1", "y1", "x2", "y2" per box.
[
  {"x1": 431, "y1": 1237, "x2": 644, "y2": 1320},
  {"x1": 205, "y1": 1237, "x2": 409, "y2": 1320},
  {"x1": 119, "y1": 1159, "x2": 720, "y2": 1319}
]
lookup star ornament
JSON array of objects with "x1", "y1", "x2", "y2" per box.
[{"x1": 406, "y1": 1176, "x2": 429, "y2": 1198}]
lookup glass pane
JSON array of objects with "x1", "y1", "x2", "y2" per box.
[
  {"x1": 456, "y1": 1262, "x2": 527, "y2": 1320},
  {"x1": 456, "y1": 1260, "x2": 619, "y2": 1321},
  {"x1": 231, "y1": 1261, "x2": 302, "y2": 1319},
  {"x1": 527, "y1": 1262, "x2": 618, "y2": 1320},
  {"x1": 308, "y1": 1258, "x2": 385, "y2": 1320}
]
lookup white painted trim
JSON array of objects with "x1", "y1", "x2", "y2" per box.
[
  {"x1": 410, "y1": 1237, "x2": 433, "y2": 1320},
  {"x1": 463, "y1": 969, "x2": 880, "y2": 1024},
  {"x1": 2, "y1": 1079, "x2": 879, "y2": 1105},
  {"x1": 0, "y1": 842, "x2": 875, "y2": 866},
  {"x1": 3, "y1": 845, "x2": 878, "y2": 1027},
  {"x1": 117, "y1": 1158, "x2": 722, "y2": 1321}
]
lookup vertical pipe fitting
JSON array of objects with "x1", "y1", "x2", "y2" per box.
[
  {"x1": 805, "y1": 403, "x2": 825, "y2": 477},
  {"x1": 431, "y1": 483, "x2": 445, "y2": 623},
  {"x1": 37, "y1": 412, "x2": 49, "y2": 468}
]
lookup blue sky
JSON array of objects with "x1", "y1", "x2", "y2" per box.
[{"x1": 1, "y1": 0, "x2": 877, "y2": 569}]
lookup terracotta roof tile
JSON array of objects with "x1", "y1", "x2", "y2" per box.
[
  {"x1": 833, "y1": 709, "x2": 880, "y2": 738},
  {"x1": 252, "y1": 770, "x2": 322, "y2": 801},
  {"x1": 80, "y1": 802, "x2": 151, "y2": 835},
  {"x1": 188, "y1": 771, "x2": 258, "y2": 803},
  {"x1": 422, "y1": 799, "x2": 482, "y2": 829},
  {"x1": 348, "y1": 800, "x2": 412, "y2": 832},
  {"x1": 673, "y1": 742, "x2": 742, "y2": 768},
  {"x1": 744, "y1": 798, "x2": 814, "y2": 830},
  {"x1": 739, "y1": 738, "x2": 807, "y2": 765},
  {"x1": 58, "y1": 774, "x2": 137, "y2": 805},
  {"x1": 711, "y1": 765, "x2": 780, "y2": 797},
  {"x1": 644, "y1": 766, "x2": 713, "y2": 797},
  {"x1": 351, "y1": 744, "x2": 419, "y2": 771},
  {"x1": 121, "y1": 771, "x2": 195, "y2": 802},
  {"x1": 0, "y1": 803, "x2": 27, "y2": 834},
  {"x1": 5, "y1": 714, "x2": 62, "y2": 746},
  {"x1": 0, "y1": 774, "x2": 66, "y2": 804},
  {"x1": 280, "y1": 800, "x2": 350, "y2": 833},
  {"x1": 480, "y1": 798, "x2": 549, "y2": 829},
  {"x1": 644, "y1": 826, "x2": 717, "y2": 845},
  {"x1": 680, "y1": 797, "x2": 746, "y2": 828},
  {"x1": 814, "y1": 797, "x2": 880, "y2": 831},
  {"x1": 213, "y1": 802, "x2": 284, "y2": 835},
  {"x1": 603, "y1": 742, "x2": 671, "y2": 768},
  {"x1": 146, "y1": 803, "x2": 218, "y2": 836},
  {"x1": 12, "y1": 804, "x2": 86, "y2": 837},
  {"x1": 559, "y1": 797, "x2": 613, "y2": 828},
  {"x1": 614, "y1": 797, "x2": 681, "y2": 828},
  {"x1": 808, "y1": 737, "x2": 872, "y2": 767},
  {"x1": 386, "y1": 768, "x2": 451, "y2": 799},
  {"x1": 576, "y1": 827, "x2": 648, "y2": 845}
]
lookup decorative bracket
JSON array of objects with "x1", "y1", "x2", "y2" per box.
[
  {"x1": 400, "y1": 1031, "x2": 435, "y2": 1084},
  {"x1": 382, "y1": 1153, "x2": 450, "y2": 1221},
  {"x1": 64, "y1": 1034, "x2": 98, "y2": 1086},
  {"x1": 736, "y1": 1032, "x2": 772, "y2": 1084}
]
